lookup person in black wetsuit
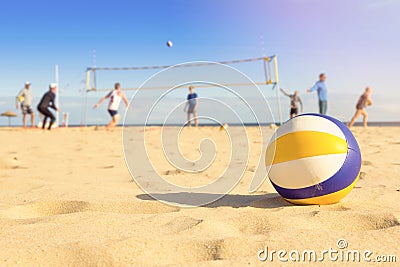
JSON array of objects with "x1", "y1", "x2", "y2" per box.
[{"x1": 37, "y1": 83, "x2": 59, "y2": 130}]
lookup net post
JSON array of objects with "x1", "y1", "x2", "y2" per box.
[
  {"x1": 84, "y1": 86, "x2": 89, "y2": 126},
  {"x1": 91, "y1": 69, "x2": 96, "y2": 91},
  {"x1": 263, "y1": 57, "x2": 273, "y2": 85},
  {"x1": 263, "y1": 58, "x2": 269, "y2": 85},
  {"x1": 273, "y1": 55, "x2": 283, "y2": 125},
  {"x1": 55, "y1": 64, "x2": 59, "y2": 127},
  {"x1": 86, "y1": 69, "x2": 91, "y2": 92}
]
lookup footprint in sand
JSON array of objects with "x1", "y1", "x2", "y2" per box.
[
  {"x1": 161, "y1": 216, "x2": 203, "y2": 234},
  {"x1": 359, "y1": 171, "x2": 367, "y2": 180},
  {"x1": 99, "y1": 165, "x2": 115, "y2": 169},
  {"x1": 164, "y1": 169, "x2": 182, "y2": 175},
  {"x1": 11, "y1": 165, "x2": 28, "y2": 169},
  {"x1": 362, "y1": 161, "x2": 373, "y2": 166},
  {"x1": 0, "y1": 158, "x2": 27, "y2": 170},
  {"x1": 321, "y1": 204, "x2": 350, "y2": 211},
  {"x1": 246, "y1": 166, "x2": 256, "y2": 172},
  {"x1": 228, "y1": 214, "x2": 275, "y2": 235},
  {"x1": 389, "y1": 142, "x2": 400, "y2": 145}
]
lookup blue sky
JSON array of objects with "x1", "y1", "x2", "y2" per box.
[{"x1": 0, "y1": 0, "x2": 399, "y2": 123}]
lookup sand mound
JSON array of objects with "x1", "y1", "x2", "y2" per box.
[
  {"x1": 1, "y1": 200, "x2": 180, "y2": 219},
  {"x1": 110, "y1": 237, "x2": 226, "y2": 264},
  {"x1": 16, "y1": 243, "x2": 115, "y2": 266},
  {"x1": 315, "y1": 211, "x2": 400, "y2": 231},
  {"x1": 91, "y1": 201, "x2": 180, "y2": 214},
  {"x1": 0, "y1": 158, "x2": 9, "y2": 169},
  {"x1": 228, "y1": 214, "x2": 273, "y2": 235}
]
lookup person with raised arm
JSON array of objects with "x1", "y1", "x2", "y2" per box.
[
  {"x1": 307, "y1": 73, "x2": 328, "y2": 114},
  {"x1": 93, "y1": 82, "x2": 130, "y2": 129},
  {"x1": 280, "y1": 88, "x2": 303, "y2": 119}
]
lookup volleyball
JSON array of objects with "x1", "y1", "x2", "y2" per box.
[
  {"x1": 265, "y1": 113, "x2": 361, "y2": 205},
  {"x1": 167, "y1": 41, "x2": 173, "y2": 47}
]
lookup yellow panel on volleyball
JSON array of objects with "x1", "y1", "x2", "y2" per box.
[{"x1": 266, "y1": 131, "x2": 348, "y2": 166}]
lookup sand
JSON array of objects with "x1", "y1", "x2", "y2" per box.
[{"x1": 0, "y1": 126, "x2": 399, "y2": 266}]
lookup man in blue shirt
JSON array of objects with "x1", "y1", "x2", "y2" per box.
[
  {"x1": 184, "y1": 86, "x2": 198, "y2": 127},
  {"x1": 307, "y1": 73, "x2": 328, "y2": 114}
]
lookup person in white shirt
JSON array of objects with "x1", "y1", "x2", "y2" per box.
[{"x1": 93, "y1": 82, "x2": 129, "y2": 129}]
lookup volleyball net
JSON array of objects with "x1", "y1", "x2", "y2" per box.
[
  {"x1": 86, "y1": 56, "x2": 278, "y2": 91},
  {"x1": 85, "y1": 55, "x2": 282, "y2": 123}
]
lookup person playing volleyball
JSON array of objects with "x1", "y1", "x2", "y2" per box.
[
  {"x1": 16, "y1": 82, "x2": 35, "y2": 128},
  {"x1": 37, "y1": 83, "x2": 59, "y2": 130},
  {"x1": 348, "y1": 87, "x2": 373, "y2": 128},
  {"x1": 184, "y1": 86, "x2": 198, "y2": 127},
  {"x1": 307, "y1": 73, "x2": 328, "y2": 114},
  {"x1": 93, "y1": 82, "x2": 129, "y2": 129},
  {"x1": 280, "y1": 88, "x2": 303, "y2": 119}
]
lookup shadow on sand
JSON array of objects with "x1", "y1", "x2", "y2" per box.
[{"x1": 136, "y1": 192, "x2": 293, "y2": 209}]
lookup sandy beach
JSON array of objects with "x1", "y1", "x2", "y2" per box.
[{"x1": 0, "y1": 126, "x2": 399, "y2": 266}]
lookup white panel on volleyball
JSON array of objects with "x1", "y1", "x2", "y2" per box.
[
  {"x1": 271, "y1": 115, "x2": 346, "y2": 142},
  {"x1": 267, "y1": 153, "x2": 347, "y2": 189}
]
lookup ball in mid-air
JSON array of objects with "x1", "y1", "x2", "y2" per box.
[
  {"x1": 265, "y1": 113, "x2": 361, "y2": 205},
  {"x1": 166, "y1": 41, "x2": 173, "y2": 47}
]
